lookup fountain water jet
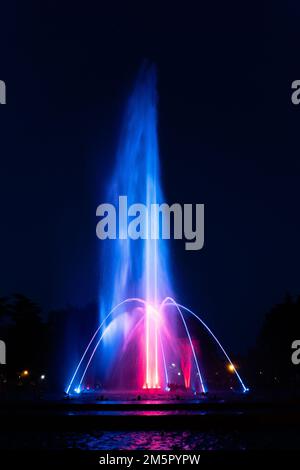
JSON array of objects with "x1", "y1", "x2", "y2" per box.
[{"x1": 66, "y1": 64, "x2": 248, "y2": 395}]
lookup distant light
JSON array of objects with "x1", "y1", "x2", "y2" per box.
[
  {"x1": 177, "y1": 372, "x2": 181, "y2": 376},
  {"x1": 74, "y1": 387, "x2": 81, "y2": 394},
  {"x1": 227, "y1": 363, "x2": 235, "y2": 373},
  {"x1": 171, "y1": 363, "x2": 176, "y2": 368},
  {"x1": 40, "y1": 374, "x2": 45, "y2": 380},
  {"x1": 21, "y1": 370, "x2": 29, "y2": 377}
]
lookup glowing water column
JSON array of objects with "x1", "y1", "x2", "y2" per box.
[
  {"x1": 98, "y1": 63, "x2": 170, "y2": 390},
  {"x1": 143, "y1": 86, "x2": 161, "y2": 389}
]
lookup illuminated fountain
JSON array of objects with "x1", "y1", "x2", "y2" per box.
[{"x1": 66, "y1": 64, "x2": 248, "y2": 395}]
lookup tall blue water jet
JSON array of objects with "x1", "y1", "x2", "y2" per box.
[{"x1": 99, "y1": 64, "x2": 172, "y2": 387}]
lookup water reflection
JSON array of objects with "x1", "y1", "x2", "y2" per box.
[{"x1": 64, "y1": 430, "x2": 242, "y2": 450}]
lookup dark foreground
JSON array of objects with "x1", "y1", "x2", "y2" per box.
[{"x1": 0, "y1": 393, "x2": 300, "y2": 466}]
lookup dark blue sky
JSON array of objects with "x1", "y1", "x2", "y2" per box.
[{"x1": 1, "y1": 1, "x2": 300, "y2": 353}]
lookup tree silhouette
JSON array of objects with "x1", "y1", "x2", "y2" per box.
[
  {"x1": 7, "y1": 294, "x2": 46, "y2": 376},
  {"x1": 10, "y1": 294, "x2": 42, "y2": 327},
  {"x1": 249, "y1": 293, "x2": 300, "y2": 390}
]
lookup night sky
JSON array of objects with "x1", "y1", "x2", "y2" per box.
[{"x1": 1, "y1": 1, "x2": 300, "y2": 353}]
